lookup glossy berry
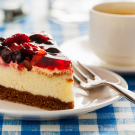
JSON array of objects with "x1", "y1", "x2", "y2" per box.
[
  {"x1": 22, "y1": 43, "x2": 40, "y2": 55},
  {"x1": 3, "y1": 34, "x2": 30, "y2": 46},
  {"x1": 0, "y1": 37, "x2": 5, "y2": 42},
  {"x1": 1, "y1": 47, "x2": 13, "y2": 63},
  {"x1": 14, "y1": 51, "x2": 26, "y2": 64},
  {"x1": 12, "y1": 53, "x2": 16, "y2": 63},
  {"x1": 25, "y1": 54, "x2": 33, "y2": 61},
  {"x1": 46, "y1": 48, "x2": 61, "y2": 53},
  {"x1": 45, "y1": 40, "x2": 54, "y2": 45},
  {"x1": 29, "y1": 34, "x2": 50, "y2": 44},
  {"x1": 23, "y1": 60, "x2": 32, "y2": 71},
  {"x1": 9, "y1": 43, "x2": 22, "y2": 50},
  {"x1": 0, "y1": 44, "x2": 4, "y2": 55}
]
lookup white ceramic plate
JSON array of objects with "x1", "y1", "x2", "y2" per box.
[
  {"x1": 0, "y1": 67, "x2": 127, "y2": 120},
  {"x1": 60, "y1": 35, "x2": 135, "y2": 74}
]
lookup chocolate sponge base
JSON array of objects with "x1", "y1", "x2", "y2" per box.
[{"x1": 0, "y1": 85, "x2": 74, "y2": 110}]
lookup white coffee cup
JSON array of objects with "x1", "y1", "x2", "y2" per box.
[{"x1": 90, "y1": 2, "x2": 135, "y2": 65}]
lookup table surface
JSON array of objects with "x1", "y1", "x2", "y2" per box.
[{"x1": 0, "y1": 0, "x2": 135, "y2": 134}]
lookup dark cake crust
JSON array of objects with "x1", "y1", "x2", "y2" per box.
[{"x1": 0, "y1": 85, "x2": 74, "y2": 110}]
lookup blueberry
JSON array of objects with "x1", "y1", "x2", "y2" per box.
[
  {"x1": 0, "y1": 44, "x2": 4, "y2": 55},
  {"x1": 45, "y1": 40, "x2": 54, "y2": 45},
  {"x1": 29, "y1": 34, "x2": 42, "y2": 43},
  {"x1": 45, "y1": 48, "x2": 61, "y2": 53},
  {"x1": 15, "y1": 51, "x2": 26, "y2": 64},
  {"x1": 29, "y1": 34, "x2": 50, "y2": 44},
  {"x1": 1, "y1": 47, "x2": 13, "y2": 63},
  {"x1": 0, "y1": 37, "x2": 5, "y2": 42},
  {"x1": 12, "y1": 53, "x2": 16, "y2": 63},
  {"x1": 15, "y1": 51, "x2": 22, "y2": 63},
  {"x1": 25, "y1": 54, "x2": 33, "y2": 61},
  {"x1": 0, "y1": 37, "x2": 5, "y2": 53}
]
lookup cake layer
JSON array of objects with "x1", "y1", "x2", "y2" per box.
[
  {"x1": 0, "y1": 65, "x2": 74, "y2": 103},
  {"x1": 0, "y1": 84, "x2": 74, "y2": 110}
]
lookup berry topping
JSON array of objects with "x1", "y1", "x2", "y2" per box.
[
  {"x1": 3, "y1": 33, "x2": 30, "y2": 46},
  {"x1": 31, "y1": 54, "x2": 43, "y2": 66},
  {"x1": 1, "y1": 47, "x2": 13, "y2": 63},
  {"x1": 0, "y1": 44, "x2": 4, "y2": 55},
  {"x1": 0, "y1": 34, "x2": 47, "y2": 65},
  {"x1": 37, "y1": 50, "x2": 47, "y2": 55},
  {"x1": 0, "y1": 37, "x2": 5, "y2": 42},
  {"x1": 10, "y1": 43, "x2": 22, "y2": 50},
  {"x1": 46, "y1": 48, "x2": 61, "y2": 53},
  {"x1": 25, "y1": 54, "x2": 33, "y2": 61},
  {"x1": 0, "y1": 32, "x2": 72, "y2": 71},
  {"x1": 32, "y1": 56, "x2": 72, "y2": 70},
  {"x1": 23, "y1": 60, "x2": 32, "y2": 71},
  {"x1": 29, "y1": 34, "x2": 50, "y2": 44},
  {"x1": 22, "y1": 43, "x2": 40, "y2": 55},
  {"x1": 38, "y1": 45, "x2": 45, "y2": 50},
  {"x1": 45, "y1": 40, "x2": 54, "y2": 45},
  {"x1": 14, "y1": 51, "x2": 26, "y2": 64},
  {"x1": 31, "y1": 50, "x2": 47, "y2": 65},
  {"x1": 12, "y1": 53, "x2": 16, "y2": 63}
]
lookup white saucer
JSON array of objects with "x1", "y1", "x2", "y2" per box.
[
  {"x1": 0, "y1": 67, "x2": 127, "y2": 120},
  {"x1": 60, "y1": 35, "x2": 135, "y2": 74}
]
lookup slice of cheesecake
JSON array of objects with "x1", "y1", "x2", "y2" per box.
[{"x1": 0, "y1": 32, "x2": 74, "y2": 110}]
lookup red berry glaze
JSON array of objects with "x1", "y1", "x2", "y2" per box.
[{"x1": 32, "y1": 56, "x2": 72, "y2": 71}]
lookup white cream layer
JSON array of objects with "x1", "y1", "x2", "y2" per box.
[{"x1": 0, "y1": 66, "x2": 74, "y2": 102}]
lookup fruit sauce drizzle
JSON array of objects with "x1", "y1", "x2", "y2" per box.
[{"x1": 0, "y1": 32, "x2": 72, "y2": 71}]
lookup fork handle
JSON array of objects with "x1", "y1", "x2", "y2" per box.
[{"x1": 106, "y1": 82, "x2": 135, "y2": 103}]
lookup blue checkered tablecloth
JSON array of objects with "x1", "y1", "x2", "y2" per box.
[{"x1": 0, "y1": 0, "x2": 135, "y2": 134}]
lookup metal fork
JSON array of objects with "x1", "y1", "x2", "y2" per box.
[{"x1": 73, "y1": 61, "x2": 135, "y2": 104}]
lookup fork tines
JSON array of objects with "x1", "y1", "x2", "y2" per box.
[{"x1": 72, "y1": 61, "x2": 102, "y2": 84}]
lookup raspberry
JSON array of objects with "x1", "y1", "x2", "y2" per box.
[
  {"x1": 22, "y1": 43, "x2": 40, "y2": 55},
  {"x1": 9, "y1": 43, "x2": 23, "y2": 50},
  {"x1": 3, "y1": 33, "x2": 30, "y2": 46}
]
